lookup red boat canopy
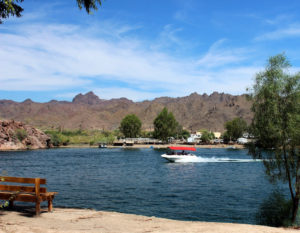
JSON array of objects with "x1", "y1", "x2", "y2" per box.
[{"x1": 168, "y1": 146, "x2": 196, "y2": 151}]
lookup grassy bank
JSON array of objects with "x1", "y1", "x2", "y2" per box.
[{"x1": 44, "y1": 129, "x2": 116, "y2": 146}]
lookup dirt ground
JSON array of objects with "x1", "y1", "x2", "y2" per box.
[{"x1": 0, "y1": 207, "x2": 297, "y2": 233}]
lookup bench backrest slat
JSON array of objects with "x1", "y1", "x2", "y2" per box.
[
  {"x1": 0, "y1": 176, "x2": 46, "y2": 185},
  {"x1": 0, "y1": 184, "x2": 47, "y2": 193}
]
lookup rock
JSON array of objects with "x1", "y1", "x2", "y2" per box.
[{"x1": 0, "y1": 120, "x2": 50, "y2": 150}]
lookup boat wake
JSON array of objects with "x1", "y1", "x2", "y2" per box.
[{"x1": 174, "y1": 156, "x2": 262, "y2": 163}]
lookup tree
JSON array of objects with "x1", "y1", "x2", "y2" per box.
[
  {"x1": 248, "y1": 53, "x2": 300, "y2": 225},
  {"x1": 119, "y1": 114, "x2": 142, "y2": 138},
  {"x1": 0, "y1": 0, "x2": 23, "y2": 23},
  {"x1": 224, "y1": 117, "x2": 247, "y2": 141},
  {"x1": 201, "y1": 130, "x2": 214, "y2": 144},
  {"x1": 77, "y1": 0, "x2": 102, "y2": 13},
  {"x1": 153, "y1": 107, "x2": 179, "y2": 142},
  {"x1": 0, "y1": 0, "x2": 102, "y2": 24},
  {"x1": 177, "y1": 129, "x2": 190, "y2": 140}
]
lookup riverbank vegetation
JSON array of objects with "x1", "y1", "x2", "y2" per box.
[{"x1": 45, "y1": 129, "x2": 116, "y2": 146}]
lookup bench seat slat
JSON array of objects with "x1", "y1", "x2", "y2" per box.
[
  {"x1": 0, "y1": 176, "x2": 46, "y2": 184},
  {"x1": 0, "y1": 185, "x2": 47, "y2": 193},
  {"x1": 0, "y1": 192, "x2": 57, "y2": 202},
  {"x1": 41, "y1": 192, "x2": 58, "y2": 197}
]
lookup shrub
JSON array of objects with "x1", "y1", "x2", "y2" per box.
[
  {"x1": 201, "y1": 130, "x2": 214, "y2": 143},
  {"x1": 15, "y1": 129, "x2": 27, "y2": 141},
  {"x1": 256, "y1": 190, "x2": 292, "y2": 227},
  {"x1": 50, "y1": 133, "x2": 62, "y2": 146}
]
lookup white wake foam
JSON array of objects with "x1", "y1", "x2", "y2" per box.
[{"x1": 174, "y1": 156, "x2": 262, "y2": 163}]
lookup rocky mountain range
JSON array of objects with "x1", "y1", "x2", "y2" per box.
[{"x1": 0, "y1": 92, "x2": 253, "y2": 132}]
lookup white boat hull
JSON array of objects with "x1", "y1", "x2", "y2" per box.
[{"x1": 161, "y1": 153, "x2": 197, "y2": 162}]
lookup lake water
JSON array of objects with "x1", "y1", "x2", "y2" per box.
[{"x1": 0, "y1": 148, "x2": 283, "y2": 224}]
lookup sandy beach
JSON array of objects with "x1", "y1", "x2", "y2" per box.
[{"x1": 0, "y1": 208, "x2": 297, "y2": 233}]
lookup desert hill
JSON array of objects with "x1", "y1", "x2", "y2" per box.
[{"x1": 0, "y1": 92, "x2": 252, "y2": 132}]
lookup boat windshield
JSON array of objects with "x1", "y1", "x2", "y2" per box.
[{"x1": 166, "y1": 148, "x2": 191, "y2": 155}]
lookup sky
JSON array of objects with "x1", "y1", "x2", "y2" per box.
[{"x1": 1, "y1": 0, "x2": 300, "y2": 102}]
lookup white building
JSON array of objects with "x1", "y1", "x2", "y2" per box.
[{"x1": 187, "y1": 133, "x2": 201, "y2": 143}]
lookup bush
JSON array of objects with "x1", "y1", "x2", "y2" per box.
[
  {"x1": 15, "y1": 129, "x2": 27, "y2": 141},
  {"x1": 256, "y1": 190, "x2": 292, "y2": 227},
  {"x1": 50, "y1": 133, "x2": 62, "y2": 146},
  {"x1": 61, "y1": 129, "x2": 87, "y2": 136},
  {"x1": 201, "y1": 130, "x2": 214, "y2": 143}
]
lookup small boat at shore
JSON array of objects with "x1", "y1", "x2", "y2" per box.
[
  {"x1": 99, "y1": 143, "x2": 107, "y2": 148},
  {"x1": 161, "y1": 146, "x2": 197, "y2": 162}
]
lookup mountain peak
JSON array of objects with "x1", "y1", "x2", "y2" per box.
[
  {"x1": 22, "y1": 98, "x2": 34, "y2": 104},
  {"x1": 72, "y1": 91, "x2": 102, "y2": 105}
]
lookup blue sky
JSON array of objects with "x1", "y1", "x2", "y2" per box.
[{"x1": 1, "y1": 0, "x2": 300, "y2": 102}]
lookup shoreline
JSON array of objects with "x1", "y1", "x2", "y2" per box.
[
  {"x1": 0, "y1": 208, "x2": 296, "y2": 233},
  {"x1": 60, "y1": 143, "x2": 245, "y2": 149},
  {"x1": 0, "y1": 143, "x2": 245, "y2": 151}
]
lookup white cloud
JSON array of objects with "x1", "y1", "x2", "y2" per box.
[
  {"x1": 264, "y1": 14, "x2": 292, "y2": 25},
  {"x1": 0, "y1": 18, "x2": 261, "y2": 101},
  {"x1": 255, "y1": 24, "x2": 300, "y2": 41},
  {"x1": 197, "y1": 39, "x2": 248, "y2": 68}
]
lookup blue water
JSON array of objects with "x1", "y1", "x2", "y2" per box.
[{"x1": 0, "y1": 148, "x2": 283, "y2": 224}]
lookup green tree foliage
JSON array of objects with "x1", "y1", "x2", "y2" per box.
[
  {"x1": 248, "y1": 53, "x2": 300, "y2": 225},
  {"x1": 201, "y1": 130, "x2": 214, "y2": 143},
  {"x1": 0, "y1": 0, "x2": 23, "y2": 24},
  {"x1": 177, "y1": 129, "x2": 190, "y2": 139},
  {"x1": 0, "y1": 0, "x2": 102, "y2": 23},
  {"x1": 172, "y1": 124, "x2": 190, "y2": 140},
  {"x1": 77, "y1": 0, "x2": 102, "y2": 13},
  {"x1": 119, "y1": 114, "x2": 142, "y2": 138},
  {"x1": 153, "y1": 107, "x2": 179, "y2": 142},
  {"x1": 140, "y1": 130, "x2": 153, "y2": 138},
  {"x1": 224, "y1": 117, "x2": 247, "y2": 141}
]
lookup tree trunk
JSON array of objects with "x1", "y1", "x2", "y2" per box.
[
  {"x1": 282, "y1": 146, "x2": 295, "y2": 202},
  {"x1": 292, "y1": 197, "x2": 300, "y2": 224},
  {"x1": 292, "y1": 157, "x2": 300, "y2": 225}
]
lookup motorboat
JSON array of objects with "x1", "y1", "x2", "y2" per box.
[
  {"x1": 99, "y1": 143, "x2": 107, "y2": 148},
  {"x1": 161, "y1": 146, "x2": 197, "y2": 162}
]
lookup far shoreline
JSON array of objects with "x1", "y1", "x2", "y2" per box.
[
  {"x1": 59, "y1": 143, "x2": 245, "y2": 149},
  {"x1": 0, "y1": 143, "x2": 245, "y2": 151}
]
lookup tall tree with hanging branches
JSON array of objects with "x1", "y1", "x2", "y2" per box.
[{"x1": 248, "y1": 53, "x2": 300, "y2": 225}]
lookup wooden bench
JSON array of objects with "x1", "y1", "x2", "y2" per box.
[{"x1": 0, "y1": 176, "x2": 58, "y2": 215}]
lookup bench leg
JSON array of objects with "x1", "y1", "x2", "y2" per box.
[
  {"x1": 35, "y1": 201, "x2": 41, "y2": 215},
  {"x1": 9, "y1": 200, "x2": 14, "y2": 209},
  {"x1": 48, "y1": 199, "x2": 53, "y2": 212}
]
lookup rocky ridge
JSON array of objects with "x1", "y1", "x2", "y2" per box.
[
  {"x1": 0, "y1": 120, "x2": 50, "y2": 150},
  {"x1": 0, "y1": 91, "x2": 253, "y2": 132}
]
